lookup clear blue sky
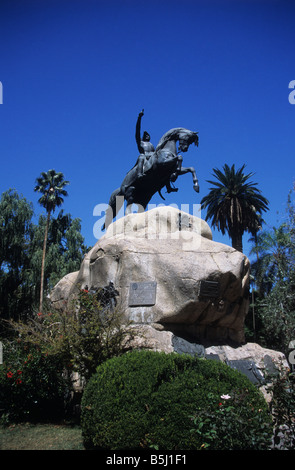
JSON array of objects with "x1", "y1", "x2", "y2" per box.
[{"x1": 0, "y1": 0, "x2": 294, "y2": 259}]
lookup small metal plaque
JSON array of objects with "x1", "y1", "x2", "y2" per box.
[
  {"x1": 128, "y1": 281, "x2": 157, "y2": 307},
  {"x1": 199, "y1": 280, "x2": 220, "y2": 298}
]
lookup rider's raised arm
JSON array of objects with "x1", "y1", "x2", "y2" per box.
[{"x1": 135, "y1": 109, "x2": 144, "y2": 153}]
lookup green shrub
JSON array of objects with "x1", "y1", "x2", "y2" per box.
[
  {"x1": 7, "y1": 287, "x2": 135, "y2": 382},
  {"x1": 0, "y1": 340, "x2": 71, "y2": 423},
  {"x1": 81, "y1": 350, "x2": 272, "y2": 450},
  {"x1": 267, "y1": 370, "x2": 295, "y2": 449}
]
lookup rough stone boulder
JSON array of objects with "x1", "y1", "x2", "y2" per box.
[
  {"x1": 50, "y1": 206, "x2": 250, "y2": 343},
  {"x1": 50, "y1": 271, "x2": 79, "y2": 310}
]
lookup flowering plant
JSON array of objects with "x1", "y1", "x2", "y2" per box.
[
  {"x1": 7, "y1": 287, "x2": 136, "y2": 382},
  {"x1": 190, "y1": 390, "x2": 272, "y2": 450},
  {"x1": 0, "y1": 339, "x2": 70, "y2": 423}
]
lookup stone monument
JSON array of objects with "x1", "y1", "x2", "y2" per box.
[
  {"x1": 50, "y1": 111, "x2": 289, "y2": 389},
  {"x1": 51, "y1": 206, "x2": 250, "y2": 345}
]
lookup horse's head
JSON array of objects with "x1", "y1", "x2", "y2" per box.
[
  {"x1": 156, "y1": 127, "x2": 199, "y2": 154},
  {"x1": 178, "y1": 131, "x2": 199, "y2": 152}
]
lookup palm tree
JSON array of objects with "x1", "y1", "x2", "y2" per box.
[
  {"x1": 201, "y1": 164, "x2": 269, "y2": 253},
  {"x1": 34, "y1": 169, "x2": 69, "y2": 313}
]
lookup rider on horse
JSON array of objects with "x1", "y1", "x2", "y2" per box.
[
  {"x1": 135, "y1": 109, "x2": 178, "y2": 193},
  {"x1": 135, "y1": 109, "x2": 155, "y2": 178}
]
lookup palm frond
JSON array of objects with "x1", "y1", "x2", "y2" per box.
[{"x1": 201, "y1": 164, "x2": 269, "y2": 251}]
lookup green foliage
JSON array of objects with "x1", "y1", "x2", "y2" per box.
[
  {"x1": 69, "y1": 289, "x2": 135, "y2": 380},
  {"x1": 34, "y1": 169, "x2": 69, "y2": 214},
  {"x1": 0, "y1": 339, "x2": 71, "y2": 423},
  {"x1": 80, "y1": 351, "x2": 271, "y2": 450},
  {"x1": 201, "y1": 163, "x2": 269, "y2": 252},
  {"x1": 34, "y1": 169, "x2": 70, "y2": 312},
  {"x1": 191, "y1": 390, "x2": 271, "y2": 450},
  {"x1": 248, "y1": 187, "x2": 295, "y2": 352},
  {"x1": 267, "y1": 371, "x2": 295, "y2": 449},
  {"x1": 31, "y1": 211, "x2": 88, "y2": 292},
  {"x1": 250, "y1": 225, "x2": 293, "y2": 297},
  {"x1": 0, "y1": 190, "x2": 34, "y2": 322},
  {"x1": 0, "y1": 188, "x2": 88, "y2": 327},
  {"x1": 7, "y1": 287, "x2": 135, "y2": 383}
]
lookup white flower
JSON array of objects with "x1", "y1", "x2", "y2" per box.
[{"x1": 220, "y1": 394, "x2": 231, "y2": 400}]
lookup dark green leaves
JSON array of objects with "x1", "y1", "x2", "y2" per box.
[
  {"x1": 201, "y1": 164, "x2": 269, "y2": 252},
  {"x1": 34, "y1": 169, "x2": 69, "y2": 214}
]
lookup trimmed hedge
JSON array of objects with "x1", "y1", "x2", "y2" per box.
[{"x1": 81, "y1": 350, "x2": 272, "y2": 450}]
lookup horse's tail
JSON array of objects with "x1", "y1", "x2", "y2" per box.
[
  {"x1": 102, "y1": 187, "x2": 124, "y2": 230},
  {"x1": 158, "y1": 189, "x2": 165, "y2": 200}
]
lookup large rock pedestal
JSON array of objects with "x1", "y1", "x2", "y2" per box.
[{"x1": 51, "y1": 206, "x2": 250, "y2": 344}]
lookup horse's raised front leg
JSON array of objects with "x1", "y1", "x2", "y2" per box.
[{"x1": 178, "y1": 166, "x2": 200, "y2": 193}]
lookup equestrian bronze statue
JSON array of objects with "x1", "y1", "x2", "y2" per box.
[{"x1": 103, "y1": 110, "x2": 199, "y2": 230}]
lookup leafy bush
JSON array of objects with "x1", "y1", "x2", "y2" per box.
[
  {"x1": 267, "y1": 370, "x2": 295, "y2": 449},
  {"x1": 1, "y1": 286, "x2": 137, "y2": 424},
  {"x1": 80, "y1": 350, "x2": 272, "y2": 450},
  {"x1": 7, "y1": 286, "x2": 136, "y2": 382},
  {"x1": 190, "y1": 390, "x2": 271, "y2": 450},
  {"x1": 0, "y1": 340, "x2": 71, "y2": 423}
]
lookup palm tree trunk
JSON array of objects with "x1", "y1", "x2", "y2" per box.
[
  {"x1": 39, "y1": 210, "x2": 51, "y2": 313},
  {"x1": 231, "y1": 231, "x2": 243, "y2": 253}
]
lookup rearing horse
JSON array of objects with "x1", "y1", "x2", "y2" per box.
[{"x1": 103, "y1": 127, "x2": 199, "y2": 230}]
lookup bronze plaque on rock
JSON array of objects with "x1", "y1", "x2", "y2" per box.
[
  {"x1": 199, "y1": 280, "x2": 220, "y2": 298},
  {"x1": 128, "y1": 281, "x2": 157, "y2": 306}
]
